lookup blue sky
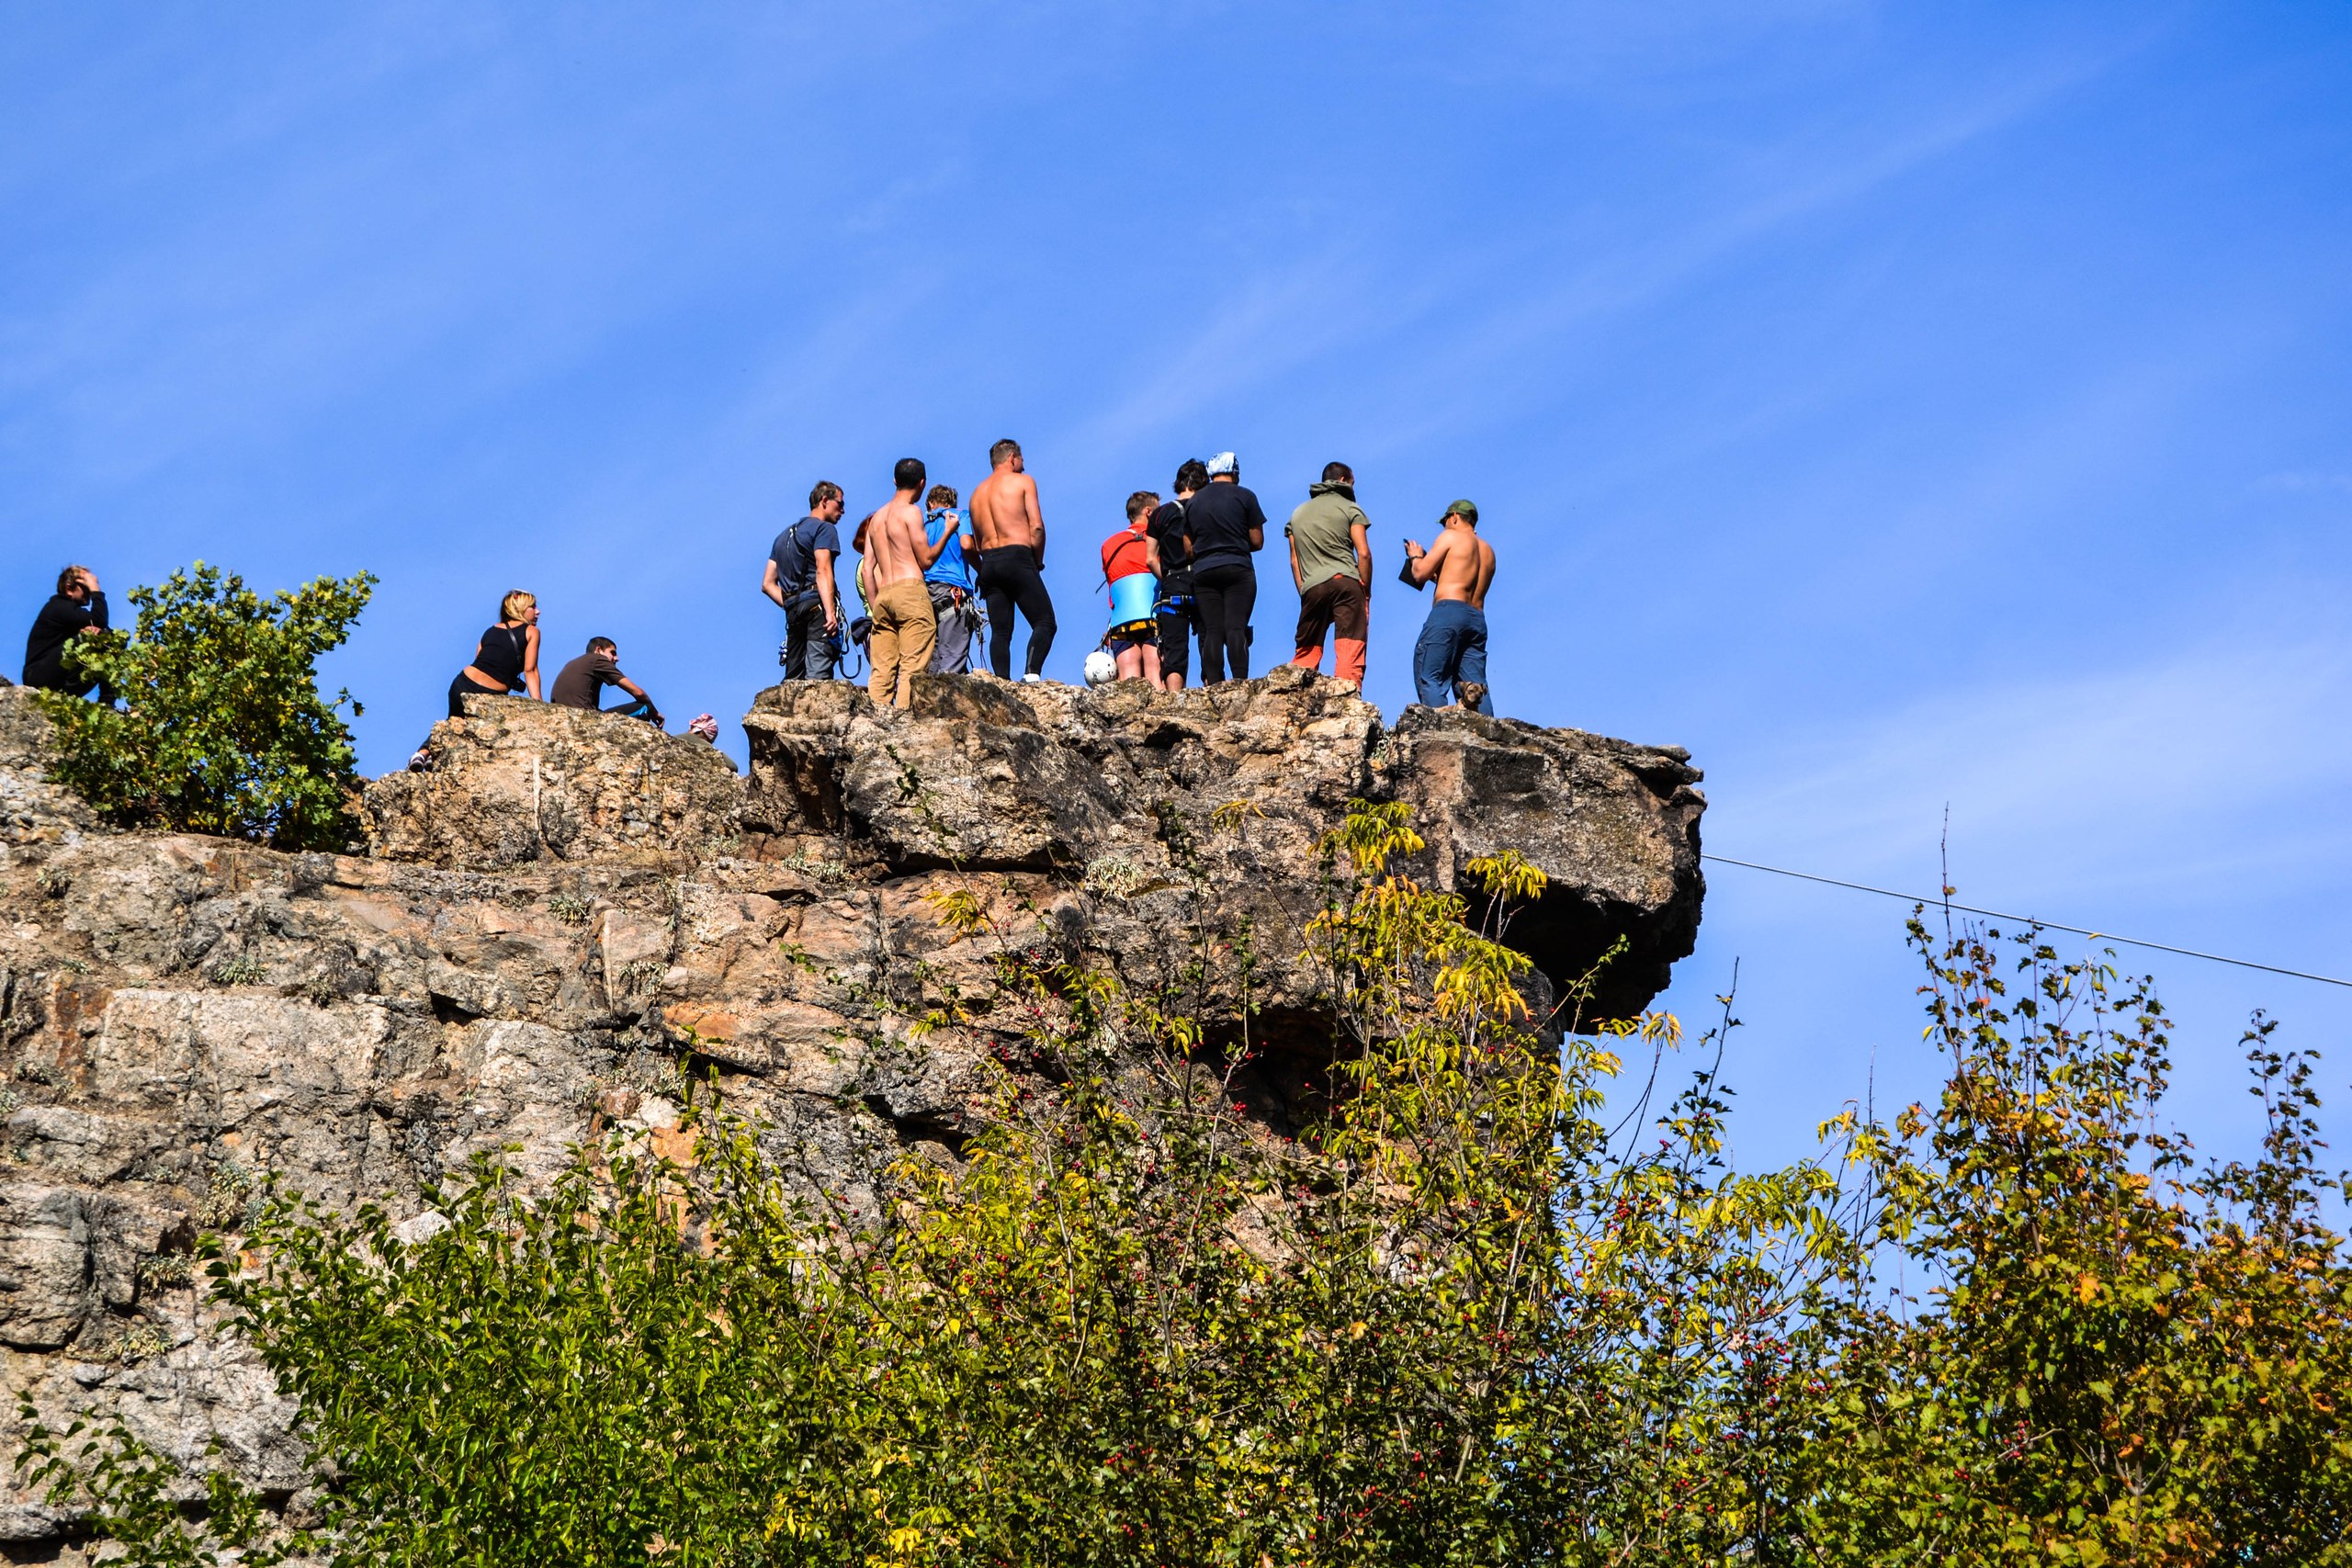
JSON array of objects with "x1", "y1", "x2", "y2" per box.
[{"x1": 7, "y1": 3, "x2": 2352, "y2": 1174}]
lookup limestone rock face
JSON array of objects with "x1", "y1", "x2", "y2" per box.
[
  {"x1": 0, "y1": 684, "x2": 96, "y2": 840},
  {"x1": 361, "y1": 695, "x2": 746, "y2": 871},
  {"x1": 0, "y1": 673, "x2": 1702, "y2": 1552}
]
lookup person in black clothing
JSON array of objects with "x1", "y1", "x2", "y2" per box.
[
  {"x1": 21, "y1": 565, "x2": 109, "y2": 699},
  {"x1": 1185, "y1": 451, "x2": 1267, "y2": 682},
  {"x1": 763, "y1": 480, "x2": 847, "y2": 680},
  {"x1": 970, "y1": 438, "x2": 1057, "y2": 681},
  {"x1": 1147, "y1": 458, "x2": 1209, "y2": 690},
  {"x1": 448, "y1": 590, "x2": 541, "y2": 717}
]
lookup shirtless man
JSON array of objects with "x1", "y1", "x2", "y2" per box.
[
  {"x1": 968, "y1": 437, "x2": 1057, "y2": 680},
  {"x1": 853, "y1": 457, "x2": 953, "y2": 707},
  {"x1": 1402, "y1": 499, "x2": 1498, "y2": 715}
]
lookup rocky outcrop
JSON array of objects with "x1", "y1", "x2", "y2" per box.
[
  {"x1": 0, "y1": 671, "x2": 1702, "y2": 1554},
  {"x1": 361, "y1": 694, "x2": 746, "y2": 870},
  {"x1": 1382, "y1": 705, "x2": 1703, "y2": 1020}
]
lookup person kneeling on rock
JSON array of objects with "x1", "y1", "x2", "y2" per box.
[
  {"x1": 550, "y1": 636, "x2": 663, "y2": 727},
  {"x1": 22, "y1": 565, "x2": 111, "y2": 700}
]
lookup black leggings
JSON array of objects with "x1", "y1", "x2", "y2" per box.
[
  {"x1": 977, "y1": 545, "x2": 1057, "y2": 678},
  {"x1": 1193, "y1": 561, "x2": 1257, "y2": 682},
  {"x1": 448, "y1": 672, "x2": 510, "y2": 718}
]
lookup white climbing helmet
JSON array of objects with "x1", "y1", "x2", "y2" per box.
[{"x1": 1083, "y1": 650, "x2": 1118, "y2": 687}]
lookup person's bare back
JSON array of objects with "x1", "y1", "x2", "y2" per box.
[
  {"x1": 854, "y1": 458, "x2": 951, "y2": 591},
  {"x1": 1407, "y1": 512, "x2": 1496, "y2": 608},
  {"x1": 858, "y1": 495, "x2": 938, "y2": 588},
  {"x1": 970, "y1": 439, "x2": 1046, "y2": 559},
  {"x1": 1425, "y1": 524, "x2": 1496, "y2": 607}
]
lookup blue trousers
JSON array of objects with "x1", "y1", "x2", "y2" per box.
[{"x1": 1412, "y1": 601, "x2": 1493, "y2": 713}]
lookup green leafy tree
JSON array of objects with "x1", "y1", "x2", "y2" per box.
[
  {"x1": 15, "y1": 806, "x2": 2351, "y2": 1565},
  {"x1": 30, "y1": 562, "x2": 376, "y2": 849},
  {"x1": 1803, "y1": 919, "x2": 2352, "y2": 1564}
]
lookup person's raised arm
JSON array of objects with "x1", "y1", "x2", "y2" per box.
[
  {"x1": 915, "y1": 512, "x2": 952, "y2": 570},
  {"x1": 523, "y1": 625, "x2": 542, "y2": 702},
  {"x1": 1406, "y1": 532, "x2": 1445, "y2": 587},
  {"x1": 1351, "y1": 518, "x2": 1372, "y2": 586},
  {"x1": 82, "y1": 571, "x2": 107, "y2": 632}
]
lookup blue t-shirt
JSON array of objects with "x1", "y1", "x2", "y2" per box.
[
  {"x1": 923, "y1": 508, "x2": 975, "y2": 591},
  {"x1": 769, "y1": 516, "x2": 842, "y2": 604}
]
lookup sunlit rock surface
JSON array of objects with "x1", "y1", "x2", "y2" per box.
[{"x1": 0, "y1": 671, "x2": 1702, "y2": 1551}]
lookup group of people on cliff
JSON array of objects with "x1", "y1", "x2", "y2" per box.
[
  {"x1": 758, "y1": 439, "x2": 1498, "y2": 715},
  {"x1": 17, "y1": 441, "x2": 1498, "y2": 737}
]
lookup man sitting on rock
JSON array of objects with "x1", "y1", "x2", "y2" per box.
[{"x1": 549, "y1": 637, "x2": 663, "y2": 726}]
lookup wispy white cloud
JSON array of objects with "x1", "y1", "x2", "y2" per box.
[
  {"x1": 1321, "y1": 32, "x2": 2148, "y2": 468},
  {"x1": 2256, "y1": 470, "x2": 2352, "y2": 495},
  {"x1": 1049, "y1": 251, "x2": 1379, "y2": 463},
  {"x1": 1713, "y1": 629, "x2": 2352, "y2": 912}
]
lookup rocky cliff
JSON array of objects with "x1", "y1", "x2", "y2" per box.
[{"x1": 0, "y1": 668, "x2": 1702, "y2": 1553}]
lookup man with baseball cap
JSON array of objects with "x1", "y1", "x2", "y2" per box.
[
  {"x1": 1286, "y1": 461, "x2": 1373, "y2": 686},
  {"x1": 1400, "y1": 499, "x2": 1497, "y2": 715}
]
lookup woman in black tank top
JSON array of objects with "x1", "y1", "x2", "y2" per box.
[{"x1": 448, "y1": 589, "x2": 542, "y2": 718}]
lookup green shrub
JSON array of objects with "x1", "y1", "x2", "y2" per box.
[
  {"x1": 13, "y1": 804, "x2": 2350, "y2": 1565},
  {"x1": 31, "y1": 563, "x2": 375, "y2": 850}
]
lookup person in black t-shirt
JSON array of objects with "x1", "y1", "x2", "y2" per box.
[
  {"x1": 763, "y1": 480, "x2": 847, "y2": 680},
  {"x1": 448, "y1": 590, "x2": 541, "y2": 717},
  {"x1": 21, "y1": 565, "x2": 109, "y2": 699},
  {"x1": 1146, "y1": 457, "x2": 1210, "y2": 690},
  {"x1": 1183, "y1": 451, "x2": 1267, "y2": 682}
]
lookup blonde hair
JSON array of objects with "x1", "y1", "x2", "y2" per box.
[{"x1": 500, "y1": 590, "x2": 536, "y2": 623}]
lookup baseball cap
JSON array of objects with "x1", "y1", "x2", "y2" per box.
[
  {"x1": 1206, "y1": 451, "x2": 1238, "y2": 476},
  {"x1": 1444, "y1": 499, "x2": 1479, "y2": 521}
]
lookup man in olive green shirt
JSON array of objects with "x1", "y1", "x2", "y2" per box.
[{"x1": 1286, "y1": 461, "x2": 1373, "y2": 685}]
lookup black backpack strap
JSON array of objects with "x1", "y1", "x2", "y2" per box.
[{"x1": 783, "y1": 515, "x2": 826, "y2": 604}]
